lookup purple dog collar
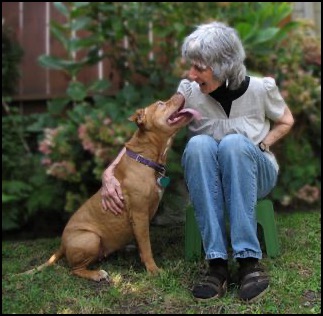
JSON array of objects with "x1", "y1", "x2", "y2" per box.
[{"x1": 126, "y1": 148, "x2": 166, "y2": 174}]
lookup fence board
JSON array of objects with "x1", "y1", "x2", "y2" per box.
[
  {"x1": 3, "y1": 2, "x2": 22, "y2": 95},
  {"x1": 19, "y1": 2, "x2": 47, "y2": 99},
  {"x1": 102, "y1": 44, "x2": 122, "y2": 95},
  {"x1": 2, "y1": 2, "x2": 20, "y2": 35}
]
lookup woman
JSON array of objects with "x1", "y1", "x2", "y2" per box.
[{"x1": 101, "y1": 21, "x2": 294, "y2": 303}]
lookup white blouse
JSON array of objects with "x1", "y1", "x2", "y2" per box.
[{"x1": 177, "y1": 76, "x2": 286, "y2": 172}]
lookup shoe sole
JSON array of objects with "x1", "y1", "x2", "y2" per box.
[
  {"x1": 240, "y1": 284, "x2": 270, "y2": 303},
  {"x1": 193, "y1": 280, "x2": 227, "y2": 302}
]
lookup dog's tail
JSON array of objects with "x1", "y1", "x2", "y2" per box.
[{"x1": 20, "y1": 247, "x2": 65, "y2": 275}]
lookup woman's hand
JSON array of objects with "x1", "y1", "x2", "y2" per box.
[{"x1": 101, "y1": 167, "x2": 124, "y2": 215}]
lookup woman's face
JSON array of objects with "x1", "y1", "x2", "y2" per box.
[{"x1": 187, "y1": 63, "x2": 222, "y2": 94}]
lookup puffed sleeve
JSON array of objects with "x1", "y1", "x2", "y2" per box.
[
  {"x1": 263, "y1": 77, "x2": 286, "y2": 121},
  {"x1": 177, "y1": 79, "x2": 193, "y2": 102}
]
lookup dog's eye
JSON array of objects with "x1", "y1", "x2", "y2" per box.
[{"x1": 157, "y1": 101, "x2": 164, "y2": 107}]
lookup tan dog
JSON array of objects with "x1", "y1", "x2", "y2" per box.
[{"x1": 22, "y1": 93, "x2": 200, "y2": 282}]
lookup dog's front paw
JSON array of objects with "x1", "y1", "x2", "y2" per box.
[{"x1": 147, "y1": 265, "x2": 162, "y2": 276}]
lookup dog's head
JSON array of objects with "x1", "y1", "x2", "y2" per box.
[{"x1": 128, "y1": 93, "x2": 200, "y2": 134}]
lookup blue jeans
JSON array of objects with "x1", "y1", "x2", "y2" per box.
[{"x1": 182, "y1": 134, "x2": 278, "y2": 260}]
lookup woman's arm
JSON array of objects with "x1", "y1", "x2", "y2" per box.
[{"x1": 262, "y1": 105, "x2": 294, "y2": 147}]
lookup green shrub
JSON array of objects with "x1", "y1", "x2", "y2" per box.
[
  {"x1": 268, "y1": 22, "x2": 321, "y2": 208},
  {"x1": 2, "y1": 110, "x2": 66, "y2": 231},
  {"x1": 3, "y1": 2, "x2": 320, "y2": 232}
]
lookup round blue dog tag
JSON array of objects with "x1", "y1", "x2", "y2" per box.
[{"x1": 157, "y1": 176, "x2": 170, "y2": 188}]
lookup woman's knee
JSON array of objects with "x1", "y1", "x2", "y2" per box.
[
  {"x1": 185, "y1": 135, "x2": 217, "y2": 155},
  {"x1": 182, "y1": 135, "x2": 217, "y2": 165},
  {"x1": 218, "y1": 134, "x2": 251, "y2": 156}
]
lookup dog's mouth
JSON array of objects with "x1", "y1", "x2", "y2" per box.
[{"x1": 167, "y1": 104, "x2": 201, "y2": 125}]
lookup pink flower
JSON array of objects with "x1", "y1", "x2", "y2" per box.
[
  {"x1": 39, "y1": 140, "x2": 52, "y2": 155},
  {"x1": 296, "y1": 185, "x2": 320, "y2": 204},
  {"x1": 41, "y1": 158, "x2": 52, "y2": 166},
  {"x1": 78, "y1": 124, "x2": 87, "y2": 139},
  {"x1": 103, "y1": 118, "x2": 112, "y2": 125},
  {"x1": 47, "y1": 161, "x2": 76, "y2": 180},
  {"x1": 82, "y1": 139, "x2": 96, "y2": 154}
]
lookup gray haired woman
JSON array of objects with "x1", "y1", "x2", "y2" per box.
[{"x1": 178, "y1": 21, "x2": 294, "y2": 302}]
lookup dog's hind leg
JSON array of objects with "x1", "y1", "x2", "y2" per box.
[{"x1": 64, "y1": 231, "x2": 109, "y2": 282}]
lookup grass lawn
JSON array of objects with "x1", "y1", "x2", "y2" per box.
[{"x1": 2, "y1": 209, "x2": 321, "y2": 314}]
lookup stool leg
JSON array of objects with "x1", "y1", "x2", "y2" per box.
[
  {"x1": 185, "y1": 205, "x2": 202, "y2": 261},
  {"x1": 256, "y1": 200, "x2": 280, "y2": 258}
]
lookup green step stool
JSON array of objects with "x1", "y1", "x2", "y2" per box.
[{"x1": 185, "y1": 199, "x2": 280, "y2": 261}]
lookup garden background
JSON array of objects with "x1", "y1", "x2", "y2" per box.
[
  {"x1": 2, "y1": 2, "x2": 321, "y2": 314},
  {"x1": 2, "y1": 2, "x2": 321, "y2": 235}
]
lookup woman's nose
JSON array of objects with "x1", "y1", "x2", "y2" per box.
[{"x1": 188, "y1": 67, "x2": 198, "y2": 81}]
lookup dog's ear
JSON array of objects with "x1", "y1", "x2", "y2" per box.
[{"x1": 128, "y1": 108, "x2": 146, "y2": 128}]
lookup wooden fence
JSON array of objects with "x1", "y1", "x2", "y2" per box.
[{"x1": 2, "y1": 2, "x2": 121, "y2": 102}]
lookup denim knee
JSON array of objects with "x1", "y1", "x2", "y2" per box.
[
  {"x1": 182, "y1": 135, "x2": 218, "y2": 166},
  {"x1": 218, "y1": 134, "x2": 252, "y2": 158}
]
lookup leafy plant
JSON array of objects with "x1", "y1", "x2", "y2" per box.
[
  {"x1": 217, "y1": 2, "x2": 299, "y2": 59},
  {"x1": 2, "y1": 108, "x2": 66, "y2": 231},
  {"x1": 267, "y1": 21, "x2": 321, "y2": 208}
]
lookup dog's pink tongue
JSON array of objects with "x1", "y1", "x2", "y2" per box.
[{"x1": 179, "y1": 108, "x2": 202, "y2": 121}]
